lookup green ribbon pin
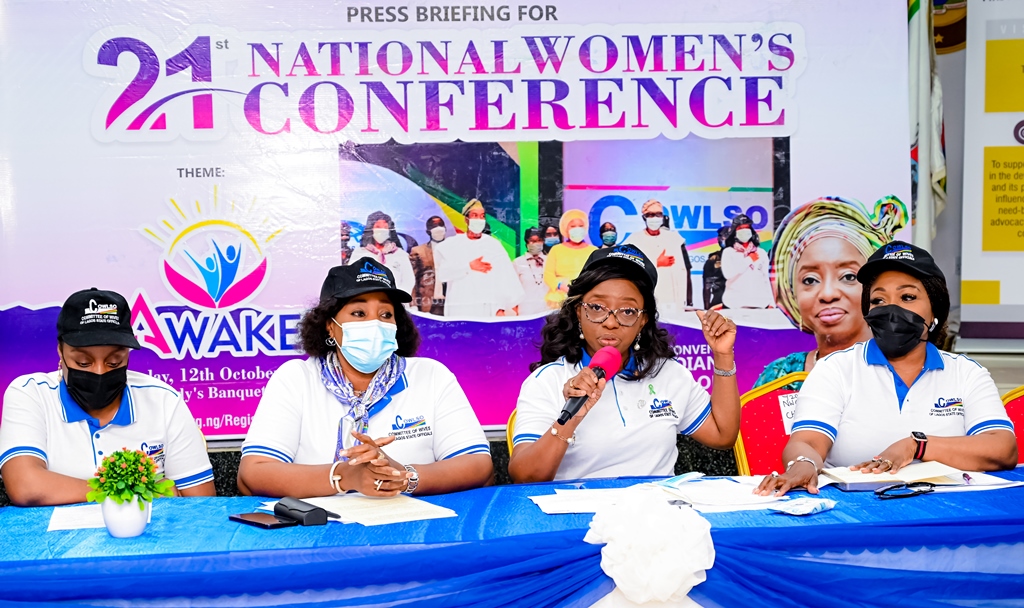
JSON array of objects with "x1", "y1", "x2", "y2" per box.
[{"x1": 648, "y1": 384, "x2": 655, "y2": 395}]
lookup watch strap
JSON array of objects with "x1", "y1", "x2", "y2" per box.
[{"x1": 913, "y1": 435, "x2": 927, "y2": 460}]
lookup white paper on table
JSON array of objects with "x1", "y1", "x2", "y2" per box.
[
  {"x1": 928, "y1": 472, "x2": 1024, "y2": 493},
  {"x1": 727, "y1": 475, "x2": 835, "y2": 489},
  {"x1": 529, "y1": 488, "x2": 652, "y2": 514},
  {"x1": 48, "y1": 504, "x2": 105, "y2": 531},
  {"x1": 260, "y1": 495, "x2": 456, "y2": 526},
  {"x1": 657, "y1": 479, "x2": 788, "y2": 507}
]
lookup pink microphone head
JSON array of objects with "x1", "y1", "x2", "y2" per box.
[{"x1": 589, "y1": 346, "x2": 623, "y2": 377}]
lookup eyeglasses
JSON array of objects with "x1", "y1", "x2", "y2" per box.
[
  {"x1": 580, "y1": 302, "x2": 644, "y2": 327},
  {"x1": 874, "y1": 482, "x2": 935, "y2": 500}
]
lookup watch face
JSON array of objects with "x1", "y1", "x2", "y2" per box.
[{"x1": 912, "y1": 431, "x2": 927, "y2": 441}]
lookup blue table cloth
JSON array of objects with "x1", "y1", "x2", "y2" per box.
[{"x1": 1, "y1": 472, "x2": 1023, "y2": 607}]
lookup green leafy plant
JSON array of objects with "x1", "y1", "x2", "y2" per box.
[{"x1": 86, "y1": 448, "x2": 175, "y2": 510}]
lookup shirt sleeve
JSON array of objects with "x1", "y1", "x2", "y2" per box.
[
  {"x1": 426, "y1": 362, "x2": 490, "y2": 461},
  {"x1": 434, "y1": 240, "x2": 470, "y2": 285},
  {"x1": 394, "y1": 250, "x2": 416, "y2": 296},
  {"x1": 0, "y1": 377, "x2": 50, "y2": 470},
  {"x1": 668, "y1": 361, "x2": 712, "y2": 436},
  {"x1": 512, "y1": 362, "x2": 566, "y2": 449},
  {"x1": 791, "y1": 353, "x2": 846, "y2": 442},
  {"x1": 959, "y1": 357, "x2": 1015, "y2": 436},
  {"x1": 241, "y1": 360, "x2": 304, "y2": 463},
  {"x1": 160, "y1": 391, "x2": 214, "y2": 489}
]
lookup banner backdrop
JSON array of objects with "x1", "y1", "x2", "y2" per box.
[
  {"x1": 0, "y1": 1, "x2": 911, "y2": 436},
  {"x1": 961, "y1": 0, "x2": 1024, "y2": 339}
]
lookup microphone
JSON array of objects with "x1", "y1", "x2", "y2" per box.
[{"x1": 557, "y1": 346, "x2": 623, "y2": 425}]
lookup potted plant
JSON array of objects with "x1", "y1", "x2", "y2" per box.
[{"x1": 86, "y1": 448, "x2": 175, "y2": 538}]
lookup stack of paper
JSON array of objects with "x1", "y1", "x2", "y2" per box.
[
  {"x1": 259, "y1": 495, "x2": 457, "y2": 526},
  {"x1": 528, "y1": 479, "x2": 792, "y2": 515}
]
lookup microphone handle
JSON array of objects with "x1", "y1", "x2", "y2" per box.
[{"x1": 556, "y1": 367, "x2": 607, "y2": 426}]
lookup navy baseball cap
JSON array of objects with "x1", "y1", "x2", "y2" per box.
[
  {"x1": 320, "y1": 259, "x2": 413, "y2": 304},
  {"x1": 57, "y1": 288, "x2": 141, "y2": 349},
  {"x1": 857, "y1": 241, "x2": 945, "y2": 285},
  {"x1": 581, "y1": 244, "x2": 659, "y2": 289}
]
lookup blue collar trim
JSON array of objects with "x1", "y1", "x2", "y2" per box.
[
  {"x1": 59, "y1": 380, "x2": 134, "y2": 429},
  {"x1": 580, "y1": 350, "x2": 637, "y2": 379},
  {"x1": 865, "y1": 339, "x2": 944, "y2": 371},
  {"x1": 368, "y1": 372, "x2": 407, "y2": 418}
]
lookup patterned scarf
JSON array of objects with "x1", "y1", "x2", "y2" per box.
[
  {"x1": 319, "y1": 351, "x2": 406, "y2": 461},
  {"x1": 365, "y1": 240, "x2": 398, "y2": 263}
]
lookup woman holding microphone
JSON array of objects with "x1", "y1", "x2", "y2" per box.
[{"x1": 508, "y1": 244, "x2": 741, "y2": 482}]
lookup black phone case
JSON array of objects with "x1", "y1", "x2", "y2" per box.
[{"x1": 229, "y1": 512, "x2": 299, "y2": 529}]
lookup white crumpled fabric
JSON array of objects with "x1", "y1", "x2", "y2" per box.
[{"x1": 584, "y1": 486, "x2": 715, "y2": 605}]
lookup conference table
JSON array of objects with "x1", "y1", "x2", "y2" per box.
[{"x1": 1, "y1": 471, "x2": 1023, "y2": 607}]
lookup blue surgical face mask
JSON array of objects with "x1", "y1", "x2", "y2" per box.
[
  {"x1": 334, "y1": 318, "x2": 399, "y2": 373},
  {"x1": 601, "y1": 231, "x2": 617, "y2": 246},
  {"x1": 544, "y1": 236, "x2": 560, "y2": 247}
]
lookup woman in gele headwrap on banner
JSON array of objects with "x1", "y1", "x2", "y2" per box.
[
  {"x1": 544, "y1": 209, "x2": 598, "y2": 309},
  {"x1": 753, "y1": 196, "x2": 908, "y2": 391},
  {"x1": 625, "y1": 200, "x2": 692, "y2": 315}
]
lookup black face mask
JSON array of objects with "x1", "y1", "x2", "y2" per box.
[
  {"x1": 864, "y1": 305, "x2": 928, "y2": 359},
  {"x1": 64, "y1": 366, "x2": 128, "y2": 412}
]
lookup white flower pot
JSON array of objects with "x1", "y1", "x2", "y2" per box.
[{"x1": 101, "y1": 495, "x2": 151, "y2": 538}]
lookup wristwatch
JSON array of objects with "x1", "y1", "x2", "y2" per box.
[
  {"x1": 402, "y1": 464, "x2": 419, "y2": 495},
  {"x1": 912, "y1": 431, "x2": 928, "y2": 460},
  {"x1": 785, "y1": 455, "x2": 818, "y2": 473}
]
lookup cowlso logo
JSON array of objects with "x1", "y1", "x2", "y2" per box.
[{"x1": 129, "y1": 187, "x2": 301, "y2": 360}]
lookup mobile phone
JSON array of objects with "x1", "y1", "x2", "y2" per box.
[{"x1": 229, "y1": 512, "x2": 299, "y2": 529}]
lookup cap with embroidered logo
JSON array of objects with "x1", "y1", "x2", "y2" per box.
[
  {"x1": 581, "y1": 244, "x2": 659, "y2": 289},
  {"x1": 56, "y1": 288, "x2": 141, "y2": 349},
  {"x1": 320, "y1": 258, "x2": 413, "y2": 304},
  {"x1": 857, "y1": 240, "x2": 945, "y2": 285}
]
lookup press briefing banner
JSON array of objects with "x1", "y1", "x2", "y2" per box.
[{"x1": 0, "y1": 1, "x2": 910, "y2": 435}]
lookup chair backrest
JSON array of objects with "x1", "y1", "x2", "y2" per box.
[
  {"x1": 733, "y1": 371, "x2": 808, "y2": 476},
  {"x1": 1002, "y1": 386, "x2": 1024, "y2": 465},
  {"x1": 506, "y1": 409, "x2": 518, "y2": 456}
]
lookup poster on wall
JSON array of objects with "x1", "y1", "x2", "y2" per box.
[
  {"x1": 0, "y1": 1, "x2": 911, "y2": 437},
  {"x1": 961, "y1": 0, "x2": 1024, "y2": 340}
]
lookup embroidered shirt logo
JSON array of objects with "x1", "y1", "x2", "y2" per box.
[
  {"x1": 141, "y1": 441, "x2": 165, "y2": 466},
  {"x1": 930, "y1": 397, "x2": 964, "y2": 417},
  {"x1": 390, "y1": 414, "x2": 432, "y2": 440},
  {"x1": 649, "y1": 398, "x2": 677, "y2": 419},
  {"x1": 392, "y1": 414, "x2": 426, "y2": 431}
]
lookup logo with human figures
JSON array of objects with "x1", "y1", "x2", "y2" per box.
[{"x1": 141, "y1": 187, "x2": 281, "y2": 309}]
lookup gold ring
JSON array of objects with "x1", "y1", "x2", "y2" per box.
[
  {"x1": 881, "y1": 459, "x2": 893, "y2": 469},
  {"x1": 569, "y1": 379, "x2": 576, "y2": 390}
]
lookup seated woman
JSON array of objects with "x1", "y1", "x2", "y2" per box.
[
  {"x1": 238, "y1": 259, "x2": 493, "y2": 497},
  {"x1": 508, "y1": 245, "x2": 741, "y2": 482},
  {"x1": 0, "y1": 289, "x2": 214, "y2": 506},
  {"x1": 757, "y1": 242, "x2": 1017, "y2": 496},
  {"x1": 755, "y1": 196, "x2": 907, "y2": 390}
]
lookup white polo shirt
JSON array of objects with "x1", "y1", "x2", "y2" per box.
[
  {"x1": 793, "y1": 340, "x2": 1015, "y2": 467},
  {"x1": 241, "y1": 357, "x2": 490, "y2": 467},
  {"x1": 513, "y1": 354, "x2": 712, "y2": 480},
  {"x1": 0, "y1": 371, "x2": 214, "y2": 490}
]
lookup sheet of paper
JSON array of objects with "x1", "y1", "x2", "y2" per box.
[
  {"x1": 728, "y1": 475, "x2": 834, "y2": 489},
  {"x1": 48, "y1": 505, "x2": 105, "y2": 531},
  {"x1": 299, "y1": 495, "x2": 457, "y2": 526},
  {"x1": 928, "y1": 472, "x2": 1024, "y2": 493},
  {"x1": 529, "y1": 488, "x2": 641, "y2": 514},
  {"x1": 657, "y1": 479, "x2": 788, "y2": 507},
  {"x1": 822, "y1": 461, "x2": 961, "y2": 485}
]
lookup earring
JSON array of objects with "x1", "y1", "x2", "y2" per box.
[
  {"x1": 578, "y1": 323, "x2": 584, "y2": 340},
  {"x1": 326, "y1": 336, "x2": 337, "y2": 346},
  {"x1": 633, "y1": 336, "x2": 641, "y2": 351},
  {"x1": 930, "y1": 318, "x2": 939, "y2": 331}
]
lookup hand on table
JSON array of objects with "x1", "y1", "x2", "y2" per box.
[
  {"x1": 849, "y1": 438, "x2": 915, "y2": 474},
  {"x1": 754, "y1": 460, "x2": 818, "y2": 498},
  {"x1": 339, "y1": 432, "x2": 410, "y2": 496}
]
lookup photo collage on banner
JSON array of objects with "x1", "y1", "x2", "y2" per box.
[{"x1": 0, "y1": 1, "x2": 911, "y2": 434}]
